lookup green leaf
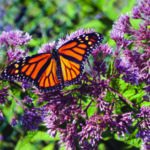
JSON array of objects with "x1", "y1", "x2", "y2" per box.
[
  {"x1": 97, "y1": 0, "x2": 105, "y2": 9},
  {"x1": 121, "y1": 0, "x2": 136, "y2": 14},
  {"x1": 87, "y1": 102, "x2": 97, "y2": 117},
  {"x1": 114, "y1": 129, "x2": 142, "y2": 148},
  {"x1": 26, "y1": 4, "x2": 42, "y2": 17},
  {"x1": 42, "y1": 144, "x2": 54, "y2": 150},
  {"x1": 15, "y1": 142, "x2": 33, "y2": 150},
  {"x1": 15, "y1": 131, "x2": 38, "y2": 150},
  {"x1": 66, "y1": 2, "x2": 76, "y2": 18},
  {"x1": 30, "y1": 131, "x2": 59, "y2": 142},
  {"x1": 102, "y1": 0, "x2": 119, "y2": 21},
  {"x1": 122, "y1": 89, "x2": 136, "y2": 99},
  {"x1": 130, "y1": 19, "x2": 142, "y2": 29},
  {"x1": 82, "y1": 20, "x2": 105, "y2": 30}
]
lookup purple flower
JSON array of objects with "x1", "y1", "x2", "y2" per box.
[
  {"x1": 134, "y1": 23, "x2": 150, "y2": 41},
  {"x1": 0, "y1": 87, "x2": 9, "y2": 104},
  {"x1": 78, "y1": 112, "x2": 133, "y2": 147},
  {"x1": 78, "y1": 115, "x2": 103, "y2": 146},
  {"x1": 92, "y1": 43, "x2": 113, "y2": 59},
  {"x1": 0, "y1": 110, "x2": 4, "y2": 123},
  {"x1": 108, "y1": 113, "x2": 133, "y2": 138},
  {"x1": 80, "y1": 141, "x2": 93, "y2": 150},
  {"x1": 110, "y1": 14, "x2": 134, "y2": 49},
  {"x1": 145, "y1": 85, "x2": 150, "y2": 94},
  {"x1": 132, "y1": 0, "x2": 150, "y2": 20},
  {"x1": 21, "y1": 81, "x2": 32, "y2": 91},
  {"x1": 0, "y1": 30, "x2": 32, "y2": 48},
  {"x1": 95, "y1": 94, "x2": 109, "y2": 111},
  {"x1": 99, "y1": 43, "x2": 113, "y2": 55},
  {"x1": 0, "y1": 136, "x2": 3, "y2": 141},
  {"x1": 7, "y1": 48, "x2": 28, "y2": 61},
  {"x1": 21, "y1": 110, "x2": 43, "y2": 130},
  {"x1": 43, "y1": 94, "x2": 85, "y2": 149},
  {"x1": 112, "y1": 14, "x2": 133, "y2": 34},
  {"x1": 93, "y1": 59, "x2": 107, "y2": 77},
  {"x1": 58, "y1": 123, "x2": 78, "y2": 149},
  {"x1": 110, "y1": 30, "x2": 131, "y2": 48},
  {"x1": 22, "y1": 96, "x2": 33, "y2": 104},
  {"x1": 122, "y1": 73, "x2": 139, "y2": 85},
  {"x1": 141, "y1": 138, "x2": 150, "y2": 150},
  {"x1": 116, "y1": 54, "x2": 140, "y2": 85},
  {"x1": 110, "y1": 29, "x2": 124, "y2": 41},
  {"x1": 132, "y1": 7, "x2": 141, "y2": 19},
  {"x1": 137, "y1": 106, "x2": 150, "y2": 118},
  {"x1": 11, "y1": 116, "x2": 18, "y2": 126},
  {"x1": 38, "y1": 41, "x2": 55, "y2": 53},
  {"x1": 143, "y1": 95, "x2": 149, "y2": 102},
  {"x1": 136, "y1": 106, "x2": 150, "y2": 149}
]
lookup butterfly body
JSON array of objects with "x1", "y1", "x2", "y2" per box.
[{"x1": 1, "y1": 32, "x2": 103, "y2": 92}]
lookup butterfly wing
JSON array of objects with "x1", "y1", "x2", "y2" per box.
[
  {"x1": 58, "y1": 32, "x2": 103, "y2": 86},
  {"x1": 1, "y1": 53, "x2": 61, "y2": 92},
  {"x1": 1, "y1": 32, "x2": 103, "y2": 92}
]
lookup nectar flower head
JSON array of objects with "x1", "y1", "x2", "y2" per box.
[
  {"x1": 22, "y1": 96, "x2": 33, "y2": 104},
  {"x1": 0, "y1": 110, "x2": 4, "y2": 123},
  {"x1": 11, "y1": 116, "x2": 18, "y2": 126},
  {"x1": 92, "y1": 43, "x2": 112, "y2": 58},
  {"x1": 21, "y1": 81, "x2": 32, "y2": 91},
  {"x1": 112, "y1": 14, "x2": 133, "y2": 34},
  {"x1": 0, "y1": 87, "x2": 9, "y2": 104},
  {"x1": 0, "y1": 30, "x2": 32, "y2": 48},
  {"x1": 7, "y1": 48, "x2": 28, "y2": 62},
  {"x1": 38, "y1": 41, "x2": 55, "y2": 53},
  {"x1": 21, "y1": 110, "x2": 43, "y2": 131},
  {"x1": 132, "y1": 0, "x2": 150, "y2": 20},
  {"x1": 110, "y1": 29, "x2": 131, "y2": 48},
  {"x1": 93, "y1": 59, "x2": 107, "y2": 76}
]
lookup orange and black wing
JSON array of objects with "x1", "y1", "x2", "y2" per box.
[
  {"x1": 58, "y1": 32, "x2": 103, "y2": 86},
  {"x1": 1, "y1": 53, "x2": 61, "y2": 92}
]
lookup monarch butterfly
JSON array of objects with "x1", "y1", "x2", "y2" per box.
[{"x1": 1, "y1": 32, "x2": 103, "y2": 92}]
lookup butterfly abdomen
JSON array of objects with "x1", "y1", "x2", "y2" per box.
[
  {"x1": 56, "y1": 59, "x2": 62, "y2": 82},
  {"x1": 52, "y1": 49, "x2": 62, "y2": 82}
]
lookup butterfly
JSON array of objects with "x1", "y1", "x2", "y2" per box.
[{"x1": 1, "y1": 32, "x2": 103, "y2": 93}]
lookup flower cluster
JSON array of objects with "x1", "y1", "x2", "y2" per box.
[
  {"x1": 0, "y1": 109, "x2": 4, "y2": 123},
  {"x1": 0, "y1": 30, "x2": 31, "y2": 62},
  {"x1": 38, "y1": 41, "x2": 55, "y2": 53},
  {"x1": 0, "y1": 86, "x2": 9, "y2": 104},
  {"x1": 111, "y1": 0, "x2": 150, "y2": 87},
  {"x1": 0, "y1": 30, "x2": 31, "y2": 47},
  {"x1": 21, "y1": 109, "x2": 43, "y2": 131}
]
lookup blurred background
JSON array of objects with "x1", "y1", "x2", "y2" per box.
[
  {"x1": 0, "y1": 0, "x2": 137, "y2": 150},
  {"x1": 0, "y1": 0, "x2": 136, "y2": 52}
]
